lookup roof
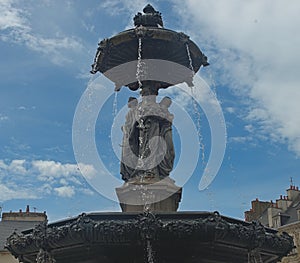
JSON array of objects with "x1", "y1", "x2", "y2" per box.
[
  {"x1": 284, "y1": 198, "x2": 300, "y2": 225},
  {"x1": 257, "y1": 209, "x2": 269, "y2": 226},
  {"x1": 0, "y1": 220, "x2": 41, "y2": 251}
]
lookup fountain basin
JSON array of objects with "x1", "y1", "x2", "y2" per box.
[
  {"x1": 91, "y1": 26, "x2": 208, "y2": 91},
  {"x1": 6, "y1": 211, "x2": 294, "y2": 263}
]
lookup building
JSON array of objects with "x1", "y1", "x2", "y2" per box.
[
  {"x1": 245, "y1": 185, "x2": 300, "y2": 262},
  {"x1": 0, "y1": 205, "x2": 47, "y2": 263}
]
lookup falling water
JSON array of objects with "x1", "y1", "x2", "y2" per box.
[
  {"x1": 146, "y1": 240, "x2": 155, "y2": 263},
  {"x1": 112, "y1": 92, "x2": 118, "y2": 117},
  {"x1": 136, "y1": 38, "x2": 144, "y2": 89},
  {"x1": 135, "y1": 102, "x2": 153, "y2": 212},
  {"x1": 208, "y1": 71, "x2": 217, "y2": 96},
  {"x1": 137, "y1": 103, "x2": 146, "y2": 171},
  {"x1": 186, "y1": 43, "x2": 205, "y2": 163},
  {"x1": 91, "y1": 49, "x2": 101, "y2": 73},
  {"x1": 206, "y1": 188, "x2": 216, "y2": 211},
  {"x1": 186, "y1": 43, "x2": 195, "y2": 77},
  {"x1": 141, "y1": 184, "x2": 150, "y2": 212},
  {"x1": 136, "y1": 38, "x2": 156, "y2": 261},
  {"x1": 142, "y1": 186, "x2": 155, "y2": 212},
  {"x1": 135, "y1": 39, "x2": 156, "y2": 262},
  {"x1": 137, "y1": 173, "x2": 155, "y2": 212}
]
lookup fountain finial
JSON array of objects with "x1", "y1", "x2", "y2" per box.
[
  {"x1": 134, "y1": 4, "x2": 163, "y2": 27},
  {"x1": 143, "y1": 4, "x2": 156, "y2": 14}
]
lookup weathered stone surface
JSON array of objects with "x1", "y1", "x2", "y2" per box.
[
  {"x1": 6, "y1": 212, "x2": 294, "y2": 263},
  {"x1": 90, "y1": 5, "x2": 208, "y2": 90},
  {"x1": 116, "y1": 177, "x2": 182, "y2": 212}
]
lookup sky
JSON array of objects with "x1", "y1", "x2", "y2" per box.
[{"x1": 0, "y1": 0, "x2": 300, "y2": 222}]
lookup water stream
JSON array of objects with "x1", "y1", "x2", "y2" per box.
[
  {"x1": 136, "y1": 103, "x2": 146, "y2": 170},
  {"x1": 186, "y1": 43, "x2": 195, "y2": 76},
  {"x1": 135, "y1": 37, "x2": 157, "y2": 263},
  {"x1": 136, "y1": 37, "x2": 144, "y2": 89},
  {"x1": 146, "y1": 240, "x2": 155, "y2": 263},
  {"x1": 186, "y1": 43, "x2": 205, "y2": 163},
  {"x1": 112, "y1": 92, "x2": 118, "y2": 117}
]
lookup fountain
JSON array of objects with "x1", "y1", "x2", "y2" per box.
[{"x1": 6, "y1": 4, "x2": 294, "y2": 263}]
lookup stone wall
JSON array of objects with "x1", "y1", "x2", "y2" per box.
[
  {"x1": 279, "y1": 222, "x2": 300, "y2": 263},
  {"x1": 0, "y1": 251, "x2": 18, "y2": 263}
]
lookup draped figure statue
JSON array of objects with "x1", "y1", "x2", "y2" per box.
[{"x1": 120, "y1": 96, "x2": 175, "y2": 182}]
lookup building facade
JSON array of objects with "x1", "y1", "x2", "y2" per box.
[
  {"x1": 0, "y1": 206, "x2": 47, "y2": 263},
  {"x1": 245, "y1": 185, "x2": 300, "y2": 262}
]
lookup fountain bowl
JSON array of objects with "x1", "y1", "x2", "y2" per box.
[{"x1": 91, "y1": 26, "x2": 209, "y2": 91}]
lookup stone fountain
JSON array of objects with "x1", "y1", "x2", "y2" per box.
[{"x1": 6, "y1": 4, "x2": 294, "y2": 263}]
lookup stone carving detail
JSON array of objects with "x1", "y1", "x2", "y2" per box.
[
  {"x1": 248, "y1": 248, "x2": 263, "y2": 263},
  {"x1": 6, "y1": 220, "x2": 57, "y2": 263},
  {"x1": 134, "y1": 26, "x2": 154, "y2": 39},
  {"x1": 69, "y1": 213, "x2": 96, "y2": 242},
  {"x1": 6, "y1": 232, "x2": 28, "y2": 262},
  {"x1": 91, "y1": 38, "x2": 113, "y2": 74},
  {"x1": 32, "y1": 220, "x2": 49, "y2": 248},
  {"x1": 36, "y1": 248, "x2": 56, "y2": 263},
  {"x1": 32, "y1": 221, "x2": 56, "y2": 263},
  {"x1": 6, "y1": 212, "x2": 294, "y2": 262},
  {"x1": 138, "y1": 212, "x2": 163, "y2": 241},
  {"x1": 174, "y1": 32, "x2": 190, "y2": 44},
  {"x1": 134, "y1": 4, "x2": 163, "y2": 28},
  {"x1": 120, "y1": 96, "x2": 175, "y2": 181}
]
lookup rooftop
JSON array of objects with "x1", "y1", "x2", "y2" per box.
[{"x1": 0, "y1": 205, "x2": 47, "y2": 251}]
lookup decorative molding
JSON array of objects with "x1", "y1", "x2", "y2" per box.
[
  {"x1": 6, "y1": 212, "x2": 294, "y2": 262},
  {"x1": 36, "y1": 248, "x2": 56, "y2": 263}
]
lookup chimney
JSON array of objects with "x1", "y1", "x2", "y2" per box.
[{"x1": 287, "y1": 185, "x2": 300, "y2": 201}]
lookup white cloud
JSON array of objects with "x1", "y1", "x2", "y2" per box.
[
  {"x1": 78, "y1": 163, "x2": 97, "y2": 180},
  {"x1": 173, "y1": 0, "x2": 300, "y2": 156},
  {"x1": 0, "y1": 0, "x2": 84, "y2": 65},
  {"x1": 0, "y1": 184, "x2": 37, "y2": 202},
  {"x1": 79, "y1": 188, "x2": 94, "y2": 196},
  {"x1": 0, "y1": 0, "x2": 29, "y2": 30},
  {"x1": 0, "y1": 160, "x2": 8, "y2": 170},
  {"x1": 100, "y1": 0, "x2": 149, "y2": 17},
  {"x1": 0, "y1": 159, "x2": 93, "y2": 201},
  {"x1": 226, "y1": 107, "x2": 235, "y2": 114},
  {"x1": 0, "y1": 114, "x2": 9, "y2": 121},
  {"x1": 161, "y1": 87, "x2": 192, "y2": 110},
  {"x1": 54, "y1": 186, "x2": 75, "y2": 198},
  {"x1": 32, "y1": 160, "x2": 79, "y2": 178},
  {"x1": 228, "y1": 136, "x2": 251, "y2": 144},
  {"x1": 8, "y1": 159, "x2": 27, "y2": 174},
  {"x1": 99, "y1": 0, "x2": 151, "y2": 30}
]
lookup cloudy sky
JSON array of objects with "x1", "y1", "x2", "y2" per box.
[{"x1": 0, "y1": 0, "x2": 300, "y2": 221}]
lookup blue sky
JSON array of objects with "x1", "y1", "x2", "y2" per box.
[{"x1": 0, "y1": 0, "x2": 300, "y2": 222}]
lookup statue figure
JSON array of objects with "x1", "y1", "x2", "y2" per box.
[
  {"x1": 120, "y1": 95, "x2": 175, "y2": 182},
  {"x1": 120, "y1": 97, "x2": 138, "y2": 181},
  {"x1": 157, "y1": 96, "x2": 175, "y2": 177}
]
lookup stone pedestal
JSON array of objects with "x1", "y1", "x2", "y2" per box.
[{"x1": 116, "y1": 177, "x2": 182, "y2": 212}]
